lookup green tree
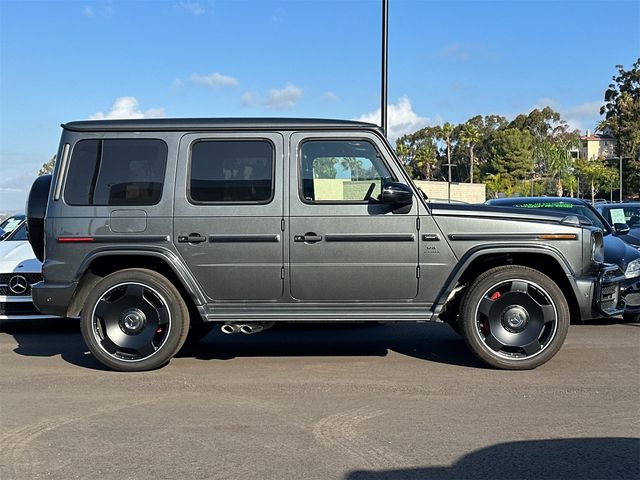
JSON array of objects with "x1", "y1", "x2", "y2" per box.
[
  {"x1": 38, "y1": 154, "x2": 56, "y2": 176},
  {"x1": 312, "y1": 157, "x2": 337, "y2": 179},
  {"x1": 575, "y1": 157, "x2": 619, "y2": 204},
  {"x1": 396, "y1": 128, "x2": 439, "y2": 180},
  {"x1": 487, "y1": 128, "x2": 534, "y2": 182},
  {"x1": 434, "y1": 122, "x2": 457, "y2": 182},
  {"x1": 458, "y1": 122, "x2": 481, "y2": 183},
  {"x1": 599, "y1": 58, "x2": 640, "y2": 198}
]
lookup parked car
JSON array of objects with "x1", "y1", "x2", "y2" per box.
[
  {"x1": 26, "y1": 118, "x2": 624, "y2": 371},
  {"x1": 595, "y1": 202, "x2": 640, "y2": 249},
  {"x1": 0, "y1": 219, "x2": 54, "y2": 319},
  {"x1": 486, "y1": 197, "x2": 640, "y2": 321},
  {"x1": 0, "y1": 214, "x2": 26, "y2": 241}
]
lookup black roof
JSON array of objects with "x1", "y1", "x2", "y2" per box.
[{"x1": 62, "y1": 118, "x2": 380, "y2": 133}]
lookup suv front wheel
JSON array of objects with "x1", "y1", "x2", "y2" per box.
[
  {"x1": 459, "y1": 266, "x2": 570, "y2": 370},
  {"x1": 80, "y1": 269, "x2": 190, "y2": 371}
]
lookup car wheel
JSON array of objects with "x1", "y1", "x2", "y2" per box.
[
  {"x1": 80, "y1": 268, "x2": 189, "y2": 372},
  {"x1": 623, "y1": 313, "x2": 640, "y2": 323},
  {"x1": 459, "y1": 266, "x2": 569, "y2": 370}
]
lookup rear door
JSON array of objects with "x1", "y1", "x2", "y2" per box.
[
  {"x1": 288, "y1": 132, "x2": 419, "y2": 301},
  {"x1": 174, "y1": 132, "x2": 284, "y2": 301}
]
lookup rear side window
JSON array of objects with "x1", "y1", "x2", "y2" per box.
[
  {"x1": 189, "y1": 140, "x2": 274, "y2": 204},
  {"x1": 64, "y1": 139, "x2": 167, "y2": 206}
]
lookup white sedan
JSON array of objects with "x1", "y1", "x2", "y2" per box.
[{"x1": 0, "y1": 217, "x2": 55, "y2": 319}]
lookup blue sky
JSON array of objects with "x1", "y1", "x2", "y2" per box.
[{"x1": 1, "y1": 0, "x2": 639, "y2": 211}]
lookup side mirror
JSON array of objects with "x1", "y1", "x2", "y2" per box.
[
  {"x1": 382, "y1": 182, "x2": 413, "y2": 206},
  {"x1": 613, "y1": 223, "x2": 631, "y2": 235}
]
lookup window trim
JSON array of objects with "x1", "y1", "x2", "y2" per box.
[
  {"x1": 62, "y1": 138, "x2": 168, "y2": 207},
  {"x1": 297, "y1": 137, "x2": 397, "y2": 205},
  {"x1": 186, "y1": 138, "x2": 276, "y2": 206}
]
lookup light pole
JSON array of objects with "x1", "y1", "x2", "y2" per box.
[
  {"x1": 442, "y1": 163, "x2": 457, "y2": 203},
  {"x1": 381, "y1": 0, "x2": 389, "y2": 138},
  {"x1": 619, "y1": 156, "x2": 623, "y2": 202}
]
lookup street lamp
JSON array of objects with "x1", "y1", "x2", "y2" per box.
[
  {"x1": 381, "y1": 0, "x2": 389, "y2": 138},
  {"x1": 442, "y1": 163, "x2": 457, "y2": 203}
]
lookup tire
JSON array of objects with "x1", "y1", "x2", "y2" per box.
[
  {"x1": 623, "y1": 313, "x2": 640, "y2": 323},
  {"x1": 26, "y1": 174, "x2": 52, "y2": 262},
  {"x1": 458, "y1": 265, "x2": 569, "y2": 370},
  {"x1": 80, "y1": 268, "x2": 190, "y2": 372}
]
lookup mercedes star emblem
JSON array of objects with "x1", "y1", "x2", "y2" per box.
[{"x1": 8, "y1": 275, "x2": 29, "y2": 295}]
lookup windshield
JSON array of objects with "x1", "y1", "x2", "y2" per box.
[
  {"x1": 498, "y1": 200, "x2": 609, "y2": 233},
  {"x1": 604, "y1": 206, "x2": 640, "y2": 229},
  {"x1": 0, "y1": 217, "x2": 24, "y2": 239},
  {"x1": 6, "y1": 223, "x2": 28, "y2": 241}
]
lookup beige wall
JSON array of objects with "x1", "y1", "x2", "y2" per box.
[
  {"x1": 580, "y1": 139, "x2": 617, "y2": 160},
  {"x1": 310, "y1": 178, "x2": 486, "y2": 204},
  {"x1": 413, "y1": 180, "x2": 486, "y2": 204}
]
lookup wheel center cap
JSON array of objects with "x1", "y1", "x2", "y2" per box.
[
  {"x1": 120, "y1": 308, "x2": 147, "y2": 335},
  {"x1": 501, "y1": 305, "x2": 529, "y2": 333}
]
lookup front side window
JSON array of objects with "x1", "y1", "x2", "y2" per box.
[
  {"x1": 189, "y1": 140, "x2": 274, "y2": 203},
  {"x1": 300, "y1": 140, "x2": 393, "y2": 203},
  {"x1": 64, "y1": 139, "x2": 167, "y2": 206}
]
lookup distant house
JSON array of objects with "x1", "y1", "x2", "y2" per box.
[{"x1": 579, "y1": 129, "x2": 617, "y2": 160}]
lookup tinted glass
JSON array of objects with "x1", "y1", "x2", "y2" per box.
[
  {"x1": 300, "y1": 140, "x2": 393, "y2": 202},
  {"x1": 8, "y1": 223, "x2": 28, "y2": 241},
  {"x1": 606, "y1": 206, "x2": 640, "y2": 228},
  {"x1": 189, "y1": 140, "x2": 274, "y2": 203},
  {"x1": 0, "y1": 216, "x2": 24, "y2": 234},
  {"x1": 65, "y1": 139, "x2": 167, "y2": 206},
  {"x1": 499, "y1": 200, "x2": 608, "y2": 232}
]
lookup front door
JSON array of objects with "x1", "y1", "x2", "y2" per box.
[
  {"x1": 288, "y1": 132, "x2": 419, "y2": 301},
  {"x1": 174, "y1": 133, "x2": 284, "y2": 301}
]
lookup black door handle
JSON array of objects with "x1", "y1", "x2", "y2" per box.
[
  {"x1": 294, "y1": 233, "x2": 323, "y2": 243},
  {"x1": 178, "y1": 233, "x2": 207, "y2": 243}
]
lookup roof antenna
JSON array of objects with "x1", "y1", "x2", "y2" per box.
[{"x1": 381, "y1": 0, "x2": 389, "y2": 138}]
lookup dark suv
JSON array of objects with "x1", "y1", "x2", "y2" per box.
[{"x1": 27, "y1": 118, "x2": 624, "y2": 371}]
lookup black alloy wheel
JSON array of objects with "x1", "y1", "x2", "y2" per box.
[
  {"x1": 459, "y1": 266, "x2": 569, "y2": 370},
  {"x1": 81, "y1": 269, "x2": 189, "y2": 371}
]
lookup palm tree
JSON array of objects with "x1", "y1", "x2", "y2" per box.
[
  {"x1": 435, "y1": 122, "x2": 455, "y2": 183},
  {"x1": 459, "y1": 123, "x2": 481, "y2": 183}
]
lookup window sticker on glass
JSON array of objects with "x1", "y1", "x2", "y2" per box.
[
  {"x1": 1, "y1": 219, "x2": 22, "y2": 233},
  {"x1": 610, "y1": 208, "x2": 626, "y2": 225}
]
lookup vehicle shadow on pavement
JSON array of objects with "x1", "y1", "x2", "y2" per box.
[
  {"x1": 0, "y1": 317, "x2": 109, "y2": 370},
  {"x1": 178, "y1": 322, "x2": 485, "y2": 368},
  {"x1": 2, "y1": 319, "x2": 483, "y2": 369},
  {"x1": 345, "y1": 437, "x2": 640, "y2": 480}
]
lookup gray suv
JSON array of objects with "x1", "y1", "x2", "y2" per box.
[{"x1": 26, "y1": 118, "x2": 624, "y2": 371}]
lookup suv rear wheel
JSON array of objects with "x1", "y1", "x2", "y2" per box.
[
  {"x1": 458, "y1": 266, "x2": 569, "y2": 370},
  {"x1": 80, "y1": 268, "x2": 189, "y2": 371}
]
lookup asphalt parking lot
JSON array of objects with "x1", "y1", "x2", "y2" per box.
[{"x1": 0, "y1": 318, "x2": 639, "y2": 480}]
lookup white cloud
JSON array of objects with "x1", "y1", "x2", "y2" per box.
[
  {"x1": 0, "y1": 171, "x2": 39, "y2": 212},
  {"x1": 179, "y1": 1, "x2": 206, "y2": 16},
  {"x1": 323, "y1": 91, "x2": 339, "y2": 102},
  {"x1": 355, "y1": 96, "x2": 433, "y2": 141},
  {"x1": 188, "y1": 72, "x2": 238, "y2": 88},
  {"x1": 82, "y1": 1, "x2": 113, "y2": 18},
  {"x1": 266, "y1": 83, "x2": 302, "y2": 109},
  {"x1": 533, "y1": 97, "x2": 602, "y2": 132},
  {"x1": 89, "y1": 96, "x2": 166, "y2": 120},
  {"x1": 438, "y1": 42, "x2": 477, "y2": 62},
  {"x1": 241, "y1": 91, "x2": 258, "y2": 107}
]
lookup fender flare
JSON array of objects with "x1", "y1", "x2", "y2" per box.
[
  {"x1": 432, "y1": 243, "x2": 577, "y2": 316},
  {"x1": 73, "y1": 246, "x2": 208, "y2": 306}
]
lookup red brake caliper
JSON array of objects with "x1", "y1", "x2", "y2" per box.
[{"x1": 481, "y1": 291, "x2": 501, "y2": 335}]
